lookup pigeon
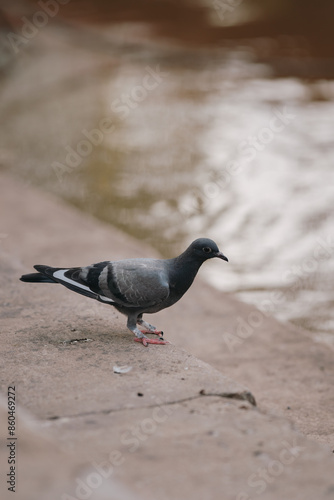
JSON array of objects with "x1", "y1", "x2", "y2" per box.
[{"x1": 20, "y1": 238, "x2": 228, "y2": 346}]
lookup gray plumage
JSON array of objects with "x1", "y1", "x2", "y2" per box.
[{"x1": 20, "y1": 238, "x2": 228, "y2": 346}]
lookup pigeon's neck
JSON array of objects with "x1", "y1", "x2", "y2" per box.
[{"x1": 166, "y1": 252, "x2": 204, "y2": 296}]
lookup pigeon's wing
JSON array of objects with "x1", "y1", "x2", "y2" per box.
[
  {"x1": 33, "y1": 259, "x2": 170, "y2": 308},
  {"x1": 90, "y1": 259, "x2": 170, "y2": 308}
]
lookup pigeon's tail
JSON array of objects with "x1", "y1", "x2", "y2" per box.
[
  {"x1": 21, "y1": 264, "x2": 112, "y2": 303},
  {"x1": 20, "y1": 270, "x2": 56, "y2": 283},
  {"x1": 20, "y1": 265, "x2": 59, "y2": 283}
]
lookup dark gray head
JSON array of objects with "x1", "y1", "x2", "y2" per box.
[{"x1": 186, "y1": 238, "x2": 228, "y2": 262}]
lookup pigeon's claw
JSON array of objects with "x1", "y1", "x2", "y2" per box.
[
  {"x1": 136, "y1": 318, "x2": 163, "y2": 338},
  {"x1": 140, "y1": 329, "x2": 164, "y2": 338},
  {"x1": 134, "y1": 337, "x2": 170, "y2": 346},
  {"x1": 130, "y1": 323, "x2": 168, "y2": 346}
]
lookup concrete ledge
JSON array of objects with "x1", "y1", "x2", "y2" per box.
[{"x1": 0, "y1": 173, "x2": 333, "y2": 500}]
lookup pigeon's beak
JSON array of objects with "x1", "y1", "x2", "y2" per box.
[{"x1": 216, "y1": 252, "x2": 228, "y2": 262}]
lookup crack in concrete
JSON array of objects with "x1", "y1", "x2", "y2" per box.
[{"x1": 46, "y1": 390, "x2": 256, "y2": 421}]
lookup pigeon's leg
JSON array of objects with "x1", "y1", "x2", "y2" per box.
[
  {"x1": 136, "y1": 315, "x2": 164, "y2": 338},
  {"x1": 127, "y1": 316, "x2": 168, "y2": 347}
]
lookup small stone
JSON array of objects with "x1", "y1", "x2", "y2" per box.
[{"x1": 113, "y1": 365, "x2": 132, "y2": 374}]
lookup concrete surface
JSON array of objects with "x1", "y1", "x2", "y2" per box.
[{"x1": 0, "y1": 172, "x2": 334, "y2": 500}]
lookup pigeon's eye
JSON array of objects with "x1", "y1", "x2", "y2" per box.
[{"x1": 202, "y1": 247, "x2": 212, "y2": 253}]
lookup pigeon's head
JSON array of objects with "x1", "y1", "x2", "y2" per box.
[{"x1": 188, "y1": 238, "x2": 228, "y2": 262}]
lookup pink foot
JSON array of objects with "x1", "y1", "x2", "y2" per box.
[
  {"x1": 139, "y1": 329, "x2": 164, "y2": 337},
  {"x1": 134, "y1": 337, "x2": 170, "y2": 347}
]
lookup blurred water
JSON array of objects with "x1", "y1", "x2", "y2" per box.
[{"x1": 1, "y1": 25, "x2": 333, "y2": 335}]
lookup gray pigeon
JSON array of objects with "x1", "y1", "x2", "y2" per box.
[{"x1": 20, "y1": 238, "x2": 228, "y2": 346}]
